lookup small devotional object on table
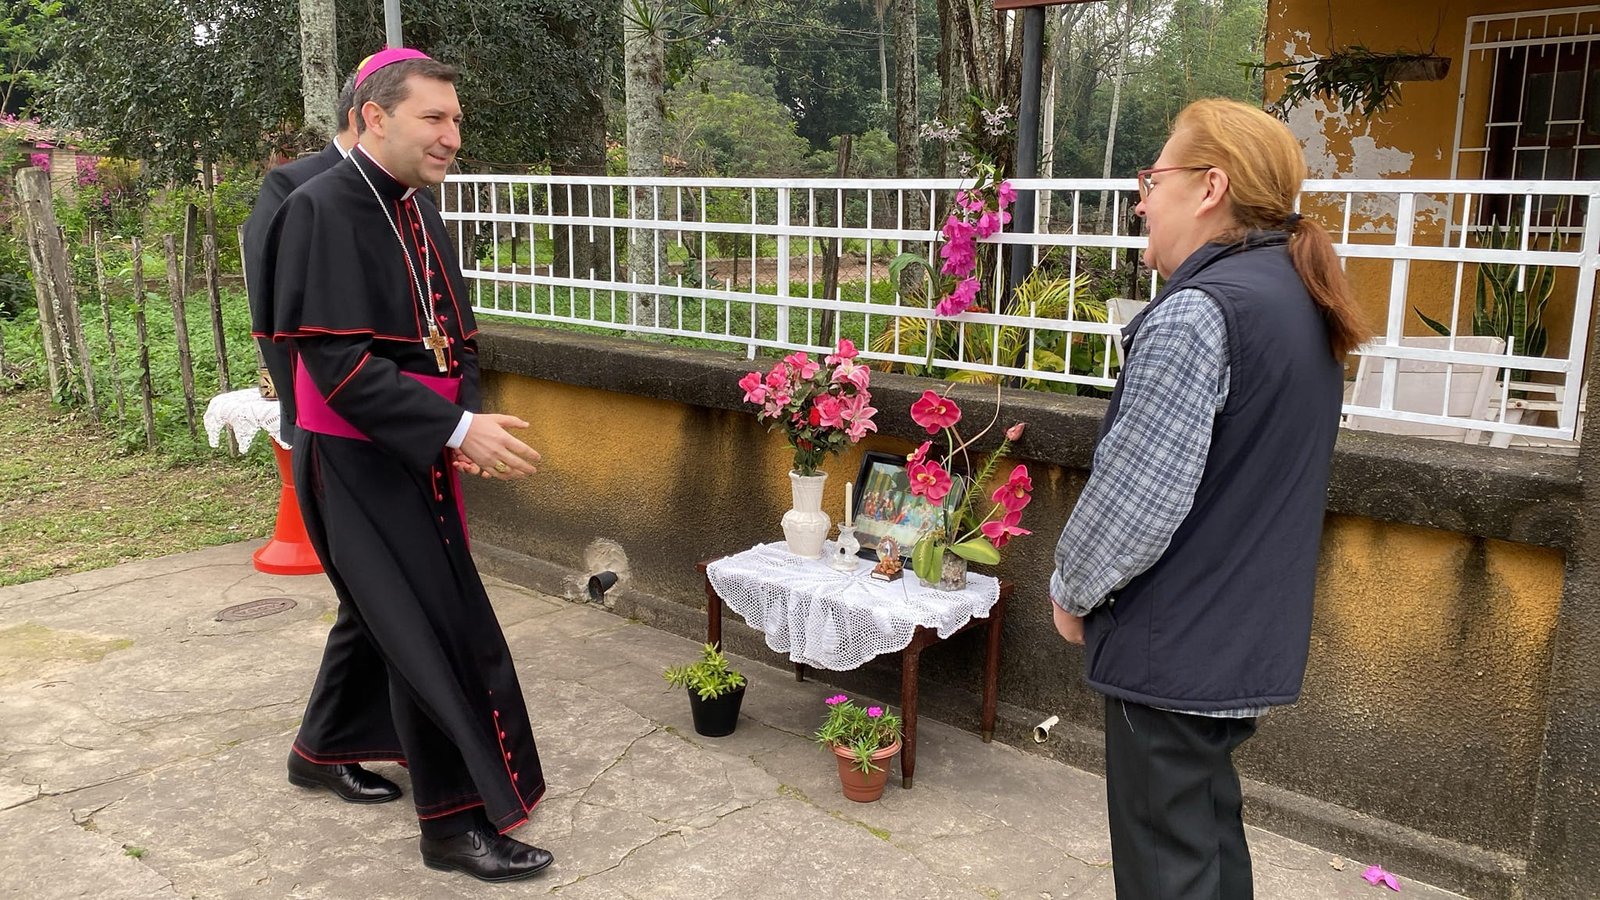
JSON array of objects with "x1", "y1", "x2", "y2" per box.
[{"x1": 870, "y1": 537, "x2": 903, "y2": 582}]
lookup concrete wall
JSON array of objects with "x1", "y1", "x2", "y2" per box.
[{"x1": 468, "y1": 324, "x2": 1591, "y2": 899}]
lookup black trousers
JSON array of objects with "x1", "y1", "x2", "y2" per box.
[{"x1": 1103, "y1": 697, "x2": 1258, "y2": 900}]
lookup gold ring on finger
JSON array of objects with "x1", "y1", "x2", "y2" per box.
[{"x1": 494, "y1": 461, "x2": 509, "y2": 473}]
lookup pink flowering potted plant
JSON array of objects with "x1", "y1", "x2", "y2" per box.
[
  {"x1": 738, "y1": 339, "x2": 877, "y2": 558},
  {"x1": 903, "y1": 388, "x2": 1032, "y2": 590},
  {"x1": 814, "y1": 693, "x2": 903, "y2": 802},
  {"x1": 887, "y1": 162, "x2": 1016, "y2": 321}
]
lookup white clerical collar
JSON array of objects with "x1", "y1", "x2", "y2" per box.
[
  {"x1": 355, "y1": 145, "x2": 417, "y2": 200},
  {"x1": 333, "y1": 137, "x2": 353, "y2": 158}
]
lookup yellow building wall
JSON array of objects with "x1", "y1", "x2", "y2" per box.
[{"x1": 1269, "y1": 0, "x2": 1597, "y2": 380}]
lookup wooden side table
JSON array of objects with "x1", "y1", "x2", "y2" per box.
[{"x1": 697, "y1": 559, "x2": 1011, "y2": 789}]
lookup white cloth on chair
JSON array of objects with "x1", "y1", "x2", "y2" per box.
[
  {"x1": 706, "y1": 542, "x2": 1001, "y2": 671},
  {"x1": 203, "y1": 389, "x2": 287, "y2": 452}
]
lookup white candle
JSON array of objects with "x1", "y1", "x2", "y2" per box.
[{"x1": 844, "y1": 481, "x2": 853, "y2": 527}]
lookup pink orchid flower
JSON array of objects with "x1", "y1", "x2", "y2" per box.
[
  {"x1": 941, "y1": 213, "x2": 975, "y2": 242},
  {"x1": 996, "y1": 180, "x2": 1017, "y2": 207},
  {"x1": 980, "y1": 510, "x2": 1031, "y2": 548},
  {"x1": 974, "y1": 210, "x2": 1002, "y2": 238},
  {"x1": 825, "y1": 338, "x2": 859, "y2": 364},
  {"x1": 783, "y1": 352, "x2": 820, "y2": 380},
  {"x1": 1362, "y1": 866, "x2": 1401, "y2": 891},
  {"x1": 992, "y1": 464, "x2": 1033, "y2": 513},
  {"x1": 906, "y1": 440, "x2": 932, "y2": 466},
  {"x1": 831, "y1": 358, "x2": 871, "y2": 391},
  {"x1": 738, "y1": 371, "x2": 767, "y2": 405},
  {"x1": 939, "y1": 234, "x2": 977, "y2": 277},
  {"x1": 910, "y1": 390, "x2": 962, "y2": 434},
  {"x1": 908, "y1": 460, "x2": 953, "y2": 502},
  {"x1": 935, "y1": 276, "x2": 982, "y2": 317},
  {"x1": 813, "y1": 393, "x2": 845, "y2": 429}
]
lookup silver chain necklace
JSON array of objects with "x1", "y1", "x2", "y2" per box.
[{"x1": 351, "y1": 153, "x2": 449, "y2": 372}]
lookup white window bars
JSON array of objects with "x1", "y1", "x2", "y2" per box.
[{"x1": 439, "y1": 174, "x2": 1600, "y2": 448}]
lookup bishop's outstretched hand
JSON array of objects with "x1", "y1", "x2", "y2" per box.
[{"x1": 458, "y1": 413, "x2": 542, "y2": 480}]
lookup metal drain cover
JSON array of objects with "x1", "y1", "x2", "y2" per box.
[{"x1": 215, "y1": 597, "x2": 298, "y2": 621}]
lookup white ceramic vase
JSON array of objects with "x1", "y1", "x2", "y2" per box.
[{"x1": 781, "y1": 471, "x2": 831, "y2": 559}]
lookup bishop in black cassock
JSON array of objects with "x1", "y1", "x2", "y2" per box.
[{"x1": 255, "y1": 50, "x2": 552, "y2": 882}]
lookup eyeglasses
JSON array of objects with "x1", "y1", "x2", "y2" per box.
[{"x1": 1136, "y1": 165, "x2": 1213, "y2": 198}]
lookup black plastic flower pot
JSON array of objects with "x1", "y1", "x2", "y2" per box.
[{"x1": 686, "y1": 684, "x2": 745, "y2": 737}]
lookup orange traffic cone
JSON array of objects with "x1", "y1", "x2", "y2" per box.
[{"x1": 253, "y1": 442, "x2": 324, "y2": 576}]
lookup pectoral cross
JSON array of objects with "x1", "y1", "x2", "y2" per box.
[{"x1": 424, "y1": 324, "x2": 449, "y2": 373}]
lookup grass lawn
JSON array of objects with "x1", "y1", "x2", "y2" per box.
[{"x1": 0, "y1": 389, "x2": 277, "y2": 587}]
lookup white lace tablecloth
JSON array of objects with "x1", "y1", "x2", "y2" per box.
[
  {"x1": 706, "y1": 541, "x2": 1001, "y2": 671},
  {"x1": 204, "y1": 389, "x2": 288, "y2": 452}
]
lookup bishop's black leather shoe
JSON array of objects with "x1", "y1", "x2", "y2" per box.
[
  {"x1": 286, "y1": 752, "x2": 402, "y2": 804},
  {"x1": 419, "y1": 826, "x2": 554, "y2": 882}
]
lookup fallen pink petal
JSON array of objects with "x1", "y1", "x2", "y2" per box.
[{"x1": 1362, "y1": 865, "x2": 1401, "y2": 891}]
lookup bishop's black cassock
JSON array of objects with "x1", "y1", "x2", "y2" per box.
[{"x1": 256, "y1": 146, "x2": 546, "y2": 834}]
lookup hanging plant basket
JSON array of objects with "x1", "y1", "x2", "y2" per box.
[
  {"x1": 1256, "y1": 47, "x2": 1452, "y2": 119},
  {"x1": 1387, "y1": 55, "x2": 1451, "y2": 82}
]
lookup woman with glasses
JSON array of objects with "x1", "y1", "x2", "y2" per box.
[{"x1": 1047, "y1": 98, "x2": 1367, "y2": 899}]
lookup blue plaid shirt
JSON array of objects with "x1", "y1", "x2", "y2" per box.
[{"x1": 1049, "y1": 288, "x2": 1266, "y2": 719}]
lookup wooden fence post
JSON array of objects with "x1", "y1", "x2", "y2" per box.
[
  {"x1": 162, "y1": 234, "x2": 197, "y2": 438},
  {"x1": 91, "y1": 229, "x2": 126, "y2": 421},
  {"x1": 203, "y1": 232, "x2": 228, "y2": 392},
  {"x1": 180, "y1": 202, "x2": 198, "y2": 289},
  {"x1": 130, "y1": 237, "x2": 156, "y2": 450},
  {"x1": 58, "y1": 225, "x2": 98, "y2": 417},
  {"x1": 14, "y1": 167, "x2": 72, "y2": 400}
]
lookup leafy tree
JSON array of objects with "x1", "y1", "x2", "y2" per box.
[
  {"x1": 719, "y1": 0, "x2": 888, "y2": 150},
  {"x1": 46, "y1": 0, "x2": 301, "y2": 181},
  {"x1": 0, "y1": 0, "x2": 62, "y2": 117},
  {"x1": 665, "y1": 55, "x2": 810, "y2": 175},
  {"x1": 336, "y1": 0, "x2": 617, "y2": 167}
]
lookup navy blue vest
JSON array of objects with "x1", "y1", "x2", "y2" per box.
[{"x1": 1083, "y1": 232, "x2": 1343, "y2": 711}]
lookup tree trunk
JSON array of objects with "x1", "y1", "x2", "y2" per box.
[
  {"x1": 299, "y1": 0, "x2": 338, "y2": 144},
  {"x1": 550, "y1": 24, "x2": 609, "y2": 285},
  {"x1": 1040, "y1": 5, "x2": 1081, "y2": 231},
  {"x1": 1097, "y1": 0, "x2": 1135, "y2": 225},
  {"x1": 935, "y1": 0, "x2": 965, "y2": 181},
  {"x1": 878, "y1": 32, "x2": 890, "y2": 109},
  {"x1": 893, "y1": 0, "x2": 922, "y2": 226},
  {"x1": 818, "y1": 135, "x2": 853, "y2": 342},
  {"x1": 623, "y1": 1, "x2": 668, "y2": 324}
]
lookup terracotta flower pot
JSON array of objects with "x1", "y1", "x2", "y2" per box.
[{"x1": 831, "y1": 739, "x2": 901, "y2": 802}]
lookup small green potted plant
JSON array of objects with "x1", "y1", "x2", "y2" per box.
[
  {"x1": 814, "y1": 693, "x2": 903, "y2": 802},
  {"x1": 663, "y1": 643, "x2": 747, "y2": 737}
]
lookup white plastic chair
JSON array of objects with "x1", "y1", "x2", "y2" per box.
[
  {"x1": 1344, "y1": 336, "x2": 1507, "y2": 443},
  {"x1": 1106, "y1": 297, "x2": 1149, "y2": 367}
]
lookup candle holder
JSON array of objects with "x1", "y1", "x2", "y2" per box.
[{"x1": 829, "y1": 523, "x2": 861, "y2": 572}]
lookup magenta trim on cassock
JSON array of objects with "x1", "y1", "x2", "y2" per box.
[{"x1": 293, "y1": 361, "x2": 469, "y2": 541}]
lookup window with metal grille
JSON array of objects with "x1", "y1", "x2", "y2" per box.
[{"x1": 1454, "y1": 7, "x2": 1600, "y2": 227}]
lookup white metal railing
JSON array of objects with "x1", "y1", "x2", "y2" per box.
[{"x1": 439, "y1": 175, "x2": 1600, "y2": 448}]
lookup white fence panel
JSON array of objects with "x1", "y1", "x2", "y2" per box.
[{"x1": 440, "y1": 175, "x2": 1600, "y2": 447}]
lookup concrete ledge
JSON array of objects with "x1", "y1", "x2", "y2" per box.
[{"x1": 479, "y1": 323, "x2": 1578, "y2": 549}]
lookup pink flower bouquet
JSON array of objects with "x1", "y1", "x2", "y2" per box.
[
  {"x1": 739, "y1": 339, "x2": 877, "y2": 476},
  {"x1": 903, "y1": 387, "x2": 1032, "y2": 583}
]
